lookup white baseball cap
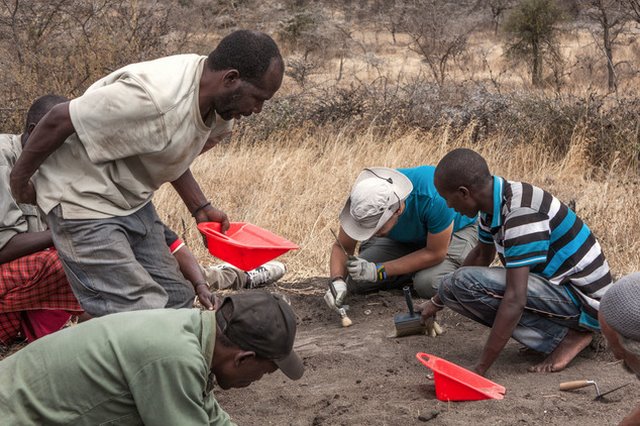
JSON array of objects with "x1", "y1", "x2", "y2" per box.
[{"x1": 339, "y1": 167, "x2": 413, "y2": 241}]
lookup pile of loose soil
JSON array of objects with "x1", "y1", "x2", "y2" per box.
[{"x1": 218, "y1": 278, "x2": 639, "y2": 425}]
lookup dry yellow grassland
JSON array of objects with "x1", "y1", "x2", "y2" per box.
[
  {"x1": 153, "y1": 23, "x2": 640, "y2": 283},
  {"x1": 154, "y1": 120, "x2": 640, "y2": 282}
]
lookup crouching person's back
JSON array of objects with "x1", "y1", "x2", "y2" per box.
[{"x1": 0, "y1": 291, "x2": 303, "y2": 425}]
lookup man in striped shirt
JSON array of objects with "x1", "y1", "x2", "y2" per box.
[{"x1": 418, "y1": 148, "x2": 612, "y2": 375}]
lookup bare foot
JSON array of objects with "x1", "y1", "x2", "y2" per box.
[{"x1": 527, "y1": 329, "x2": 593, "y2": 373}]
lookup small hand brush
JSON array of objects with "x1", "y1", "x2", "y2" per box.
[
  {"x1": 329, "y1": 228, "x2": 353, "y2": 327},
  {"x1": 329, "y1": 279, "x2": 352, "y2": 327}
]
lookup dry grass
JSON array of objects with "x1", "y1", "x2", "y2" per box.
[
  {"x1": 306, "y1": 26, "x2": 640, "y2": 95},
  {"x1": 155, "y1": 121, "x2": 640, "y2": 283},
  {"x1": 1, "y1": 1, "x2": 637, "y2": 282}
]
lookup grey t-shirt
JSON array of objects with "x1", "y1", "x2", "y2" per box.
[
  {"x1": 34, "y1": 54, "x2": 233, "y2": 219},
  {"x1": 0, "y1": 133, "x2": 47, "y2": 250}
]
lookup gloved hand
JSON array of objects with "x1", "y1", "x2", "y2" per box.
[
  {"x1": 324, "y1": 278, "x2": 348, "y2": 310},
  {"x1": 346, "y1": 257, "x2": 386, "y2": 282}
]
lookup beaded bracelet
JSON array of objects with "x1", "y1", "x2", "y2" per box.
[{"x1": 375, "y1": 263, "x2": 387, "y2": 281}]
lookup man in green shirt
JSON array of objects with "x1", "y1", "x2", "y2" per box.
[{"x1": 0, "y1": 291, "x2": 303, "y2": 425}]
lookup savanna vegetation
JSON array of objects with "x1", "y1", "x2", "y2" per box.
[{"x1": 2, "y1": 0, "x2": 639, "y2": 280}]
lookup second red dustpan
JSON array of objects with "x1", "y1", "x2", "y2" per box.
[{"x1": 416, "y1": 352, "x2": 506, "y2": 401}]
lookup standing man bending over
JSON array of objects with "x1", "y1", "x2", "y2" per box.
[
  {"x1": 10, "y1": 30, "x2": 284, "y2": 317},
  {"x1": 325, "y1": 166, "x2": 477, "y2": 311},
  {"x1": 419, "y1": 148, "x2": 612, "y2": 375}
]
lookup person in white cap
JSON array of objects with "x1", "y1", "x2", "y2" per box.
[
  {"x1": 599, "y1": 273, "x2": 640, "y2": 425},
  {"x1": 325, "y1": 166, "x2": 477, "y2": 312}
]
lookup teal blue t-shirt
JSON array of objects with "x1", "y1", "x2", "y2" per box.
[{"x1": 387, "y1": 166, "x2": 476, "y2": 244}]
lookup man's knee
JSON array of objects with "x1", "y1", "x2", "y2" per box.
[
  {"x1": 438, "y1": 266, "x2": 503, "y2": 301},
  {"x1": 437, "y1": 267, "x2": 479, "y2": 301},
  {"x1": 437, "y1": 270, "x2": 456, "y2": 302}
]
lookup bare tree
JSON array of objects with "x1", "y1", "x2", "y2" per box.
[
  {"x1": 0, "y1": 0, "x2": 201, "y2": 133},
  {"x1": 484, "y1": 0, "x2": 516, "y2": 35},
  {"x1": 285, "y1": 56, "x2": 318, "y2": 88},
  {"x1": 504, "y1": 0, "x2": 564, "y2": 87},
  {"x1": 278, "y1": 7, "x2": 333, "y2": 60},
  {"x1": 403, "y1": 0, "x2": 478, "y2": 86},
  {"x1": 585, "y1": 0, "x2": 629, "y2": 92},
  {"x1": 622, "y1": 0, "x2": 640, "y2": 22},
  {"x1": 378, "y1": 0, "x2": 405, "y2": 44}
]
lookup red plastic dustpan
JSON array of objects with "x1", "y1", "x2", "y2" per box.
[
  {"x1": 416, "y1": 352, "x2": 506, "y2": 401},
  {"x1": 197, "y1": 222, "x2": 299, "y2": 271}
]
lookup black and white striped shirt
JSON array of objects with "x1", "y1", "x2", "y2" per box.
[{"x1": 479, "y1": 177, "x2": 612, "y2": 326}]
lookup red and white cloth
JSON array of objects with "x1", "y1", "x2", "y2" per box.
[{"x1": 0, "y1": 249, "x2": 82, "y2": 345}]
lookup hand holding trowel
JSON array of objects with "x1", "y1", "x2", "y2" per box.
[{"x1": 393, "y1": 286, "x2": 443, "y2": 337}]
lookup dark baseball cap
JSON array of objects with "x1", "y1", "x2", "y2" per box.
[{"x1": 216, "y1": 291, "x2": 304, "y2": 380}]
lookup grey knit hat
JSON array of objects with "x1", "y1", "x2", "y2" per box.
[{"x1": 600, "y1": 273, "x2": 640, "y2": 341}]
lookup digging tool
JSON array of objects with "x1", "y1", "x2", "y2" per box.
[
  {"x1": 594, "y1": 383, "x2": 632, "y2": 401},
  {"x1": 559, "y1": 380, "x2": 632, "y2": 401},
  {"x1": 329, "y1": 279, "x2": 352, "y2": 327},
  {"x1": 329, "y1": 228, "x2": 353, "y2": 327},
  {"x1": 330, "y1": 228, "x2": 355, "y2": 261},
  {"x1": 393, "y1": 286, "x2": 427, "y2": 337},
  {"x1": 560, "y1": 380, "x2": 600, "y2": 395}
]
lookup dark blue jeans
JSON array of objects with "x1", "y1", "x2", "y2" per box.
[
  {"x1": 439, "y1": 266, "x2": 583, "y2": 354},
  {"x1": 48, "y1": 203, "x2": 195, "y2": 317}
]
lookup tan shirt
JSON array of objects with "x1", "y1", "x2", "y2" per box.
[
  {"x1": 33, "y1": 54, "x2": 233, "y2": 219},
  {"x1": 0, "y1": 134, "x2": 47, "y2": 250}
]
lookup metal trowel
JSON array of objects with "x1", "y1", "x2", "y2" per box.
[{"x1": 393, "y1": 286, "x2": 427, "y2": 337}]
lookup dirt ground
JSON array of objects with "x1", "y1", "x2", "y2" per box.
[{"x1": 218, "y1": 278, "x2": 639, "y2": 426}]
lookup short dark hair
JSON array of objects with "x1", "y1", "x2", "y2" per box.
[
  {"x1": 434, "y1": 148, "x2": 492, "y2": 192},
  {"x1": 25, "y1": 94, "x2": 68, "y2": 132},
  {"x1": 207, "y1": 30, "x2": 283, "y2": 85}
]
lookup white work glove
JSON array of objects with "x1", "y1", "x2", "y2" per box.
[
  {"x1": 346, "y1": 256, "x2": 385, "y2": 282},
  {"x1": 425, "y1": 318, "x2": 444, "y2": 337},
  {"x1": 324, "y1": 278, "x2": 348, "y2": 310}
]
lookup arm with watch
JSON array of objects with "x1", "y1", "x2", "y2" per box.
[
  {"x1": 325, "y1": 227, "x2": 452, "y2": 307},
  {"x1": 347, "y1": 223, "x2": 454, "y2": 283}
]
